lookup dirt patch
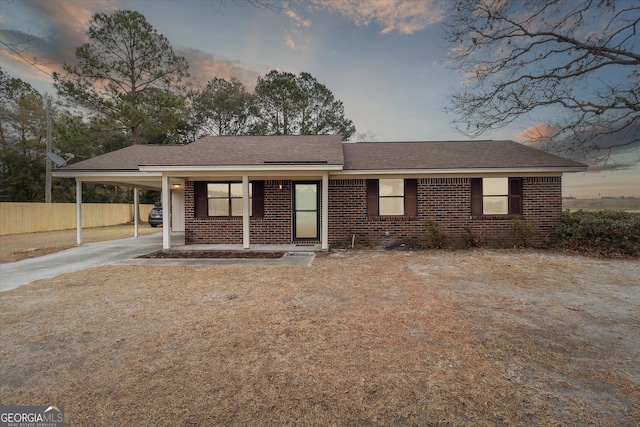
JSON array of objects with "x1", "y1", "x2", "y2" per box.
[
  {"x1": 1, "y1": 249, "x2": 638, "y2": 425},
  {"x1": 139, "y1": 251, "x2": 284, "y2": 259}
]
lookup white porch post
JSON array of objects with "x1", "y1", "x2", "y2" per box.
[
  {"x1": 76, "y1": 179, "x2": 82, "y2": 245},
  {"x1": 133, "y1": 187, "x2": 139, "y2": 238},
  {"x1": 242, "y1": 175, "x2": 250, "y2": 249},
  {"x1": 162, "y1": 175, "x2": 171, "y2": 250},
  {"x1": 322, "y1": 174, "x2": 329, "y2": 250}
]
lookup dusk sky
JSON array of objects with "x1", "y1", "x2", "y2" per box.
[{"x1": 1, "y1": 0, "x2": 638, "y2": 197}]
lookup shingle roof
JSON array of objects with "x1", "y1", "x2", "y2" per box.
[
  {"x1": 61, "y1": 144, "x2": 184, "y2": 171},
  {"x1": 60, "y1": 136, "x2": 586, "y2": 172},
  {"x1": 342, "y1": 140, "x2": 586, "y2": 170},
  {"x1": 155, "y1": 135, "x2": 344, "y2": 166},
  {"x1": 63, "y1": 135, "x2": 344, "y2": 170}
]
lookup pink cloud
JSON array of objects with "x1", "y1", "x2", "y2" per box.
[
  {"x1": 178, "y1": 48, "x2": 260, "y2": 90},
  {"x1": 516, "y1": 123, "x2": 562, "y2": 150},
  {"x1": 309, "y1": 0, "x2": 446, "y2": 35}
]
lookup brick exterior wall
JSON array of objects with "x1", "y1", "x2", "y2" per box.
[
  {"x1": 184, "y1": 176, "x2": 563, "y2": 247},
  {"x1": 185, "y1": 180, "x2": 294, "y2": 245},
  {"x1": 328, "y1": 177, "x2": 562, "y2": 248}
]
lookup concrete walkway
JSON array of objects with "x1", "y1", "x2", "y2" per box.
[{"x1": 0, "y1": 233, "x2": 315, "y2": 292}]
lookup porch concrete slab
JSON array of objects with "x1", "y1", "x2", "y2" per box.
[
  {"x1": 117, "y1": 252, "x2": 315, "y2": 267},
  {"x1": 171, "y1": 243, "x2": 323, "y2": 252},
  {"x1": 168, "y1": 233, "x2": 322, "y2": 252}
]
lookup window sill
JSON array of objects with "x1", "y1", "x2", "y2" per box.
[
  {"x1": 472, "y1": 214, "x2": 522, "y2": 220},
  {"x1": 368, "y1": 215, "x2": 419, "y2": 221}
]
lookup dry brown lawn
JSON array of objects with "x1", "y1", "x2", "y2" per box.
[
  {"x1": 563, "y1": 197, "x2": 640, "y2": 212},
  {"x1": 1, "y1": 249, "x2": 639, "y2": 426}
]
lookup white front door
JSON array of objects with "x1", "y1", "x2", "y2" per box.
[{"x1": 293, "y1": 182, "x2": 319, "y2": 241}]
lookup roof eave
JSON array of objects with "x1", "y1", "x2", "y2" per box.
[
  {"x1": 52, "y1": 170, "x2": 163, "y2": 178},
  {"x1": 138, "y1": 164, "x2": 344, "y2": 172},
  {"x1": 335, "y1": 166, "x2": 588, "y2": 176}
]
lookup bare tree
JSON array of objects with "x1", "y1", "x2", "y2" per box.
[{"x1": 443, "y1": 0, "x2": 640, "y2": 161}]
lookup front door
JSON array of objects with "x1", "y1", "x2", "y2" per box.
[{"x1": 293, "y1": 182, "x2": 319, "y2": 241}]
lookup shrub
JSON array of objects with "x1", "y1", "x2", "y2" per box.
[
  {"x1": 554, "y1": 210, "x2": 640, "y2": 257},
  {"x1": 511, "y1": 217, "x2": 536, "y2": 248},
  {"x1": 425, "y1": 220, "x2": 448, "y2": 249},
  {"x1": 463, "y1": 227, "x2": 484, "y2": 248}
]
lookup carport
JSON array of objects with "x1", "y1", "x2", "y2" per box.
[{"x1": 52, "y1": 144, "x2": 186, "y2": 250}]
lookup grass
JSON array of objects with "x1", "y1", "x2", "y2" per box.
[{"x1": 1, "y1": 249, "x2": 638, "y2": 425}]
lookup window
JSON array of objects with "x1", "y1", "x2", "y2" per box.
[
  {"x1": 379, "y1": 179, "x2": 404, "y2": 215},
  {"x1": 471, "y1": 178, "x2": 522, "y2": 216},
  {"x1": 367, "y1": 179, "x2": 417, "y2": 216},
  {"x1": 194, "y1": 181, "x2": 264, "y2": 218},
  {"x1": 207, "y1": 183, "x2": 248, "y2": 216}
]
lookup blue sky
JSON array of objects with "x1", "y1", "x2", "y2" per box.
[{"x1": 1, "y1": 0, "x2": 638, "y2": 197}]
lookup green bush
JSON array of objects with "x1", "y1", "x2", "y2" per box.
[{"x1": 554, "y1": 210, "x2": 640, "y2": 257}]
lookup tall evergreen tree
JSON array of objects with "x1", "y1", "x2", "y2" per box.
[
  {"x1": 0, "y1": 69, "x2": 47, "y2": 201},
  {"x1": 53, "y1": 10, "x2": 188, "y2": 145},
  {"x1": 251, "y1": 70, "x2": 355, "y2": 140},
  {"x1": 194, "y1": 77, "x2": 253, "y2": 136}
]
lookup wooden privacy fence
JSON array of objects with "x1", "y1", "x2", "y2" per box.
[{"x1": 0, "y1": 203, "x2": 155, "y2": 235}]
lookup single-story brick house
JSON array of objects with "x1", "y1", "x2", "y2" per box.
[{"x1": 54, "y1": 135, "x2": 587, "y2": 250}]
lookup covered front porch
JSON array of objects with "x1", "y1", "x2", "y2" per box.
[
  {"x1": 175, "y1": 173, "x2": 332, "y2": 251},
  {"x1": 63, "y1": 172, "x2": 332, "y2": 252}
]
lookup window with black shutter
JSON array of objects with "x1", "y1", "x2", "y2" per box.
[
  {"x1": 471, "y1": 177, "x2": 522, "y2": 216},
  {"x1": 367, "y1": 178, "x2": 418, "y2": 217},
  {"x1": 193, "y1": 181, "x2": 264, "y2": 218}
]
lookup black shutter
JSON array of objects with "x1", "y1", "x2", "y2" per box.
[
  {"x1": 509, "y1": 178, "x2": 522, "y2": 215},
  {"x1": 404, "y1": 179, "x2": 418, "y2": 216},
  {"x1": 366, "y1": 179, "x2": 379, "y2": 216},
  {"x1": 194, "y1": 181, "x2": 208, "y2": 218},
  {"x1": 252, "y1": 181, "x2": 264, "y2": 218},
  {"x1": 471, "y1": 178, "x2": 483, "y2": 216}
]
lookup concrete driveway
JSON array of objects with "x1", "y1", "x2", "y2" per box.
[
  {"x1": 0, "y1": 233, "x2": 167, "y2": 292},
  {"x1": 0, "y1": 233, "x2": 315, "y2": 292}
]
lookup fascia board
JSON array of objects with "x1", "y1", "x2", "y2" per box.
[
  {"x1": 332, "y1": 166, "x2": 587, "y2": 177},
  {"x1": 52, "y1": 170, "x2": 163, "y2": 179},
  {"x1": 183, "y1": 171, "x2": 333, "y2": 181},
  {"x1": 138, "y1": 164, "x2": 343, "y2": 173}
]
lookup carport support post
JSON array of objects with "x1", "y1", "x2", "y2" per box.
[
  {"x1": 76, "y1": 179, "x2": 82, "y2": 245},
  {"x1": 162, "y1": 175, "x2": 171, "y2": 250},
  {"x1": 242, "y1": 175, "x2": 250, "y2": 249},
  {"x1": 133, "y1": 187, "x2": 139, "y2": 238}
]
